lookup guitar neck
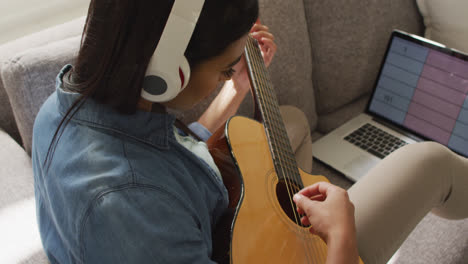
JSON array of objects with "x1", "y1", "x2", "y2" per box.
[{"x1": 244, "y1": 36, "x2": 304, "y2": 187}]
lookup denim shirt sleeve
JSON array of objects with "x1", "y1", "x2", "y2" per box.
[
  {"x1": 188, "y1": 122, "x2": 213, "y2": 142},
  {"x1": 81, "y1": 185, "x2": 217, "y2": 264}
]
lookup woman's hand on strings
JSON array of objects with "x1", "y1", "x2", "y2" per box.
[
  {"x1": 293, "y1": 182, "x2": 356, "y2": 243},
  {"x1": 293, "y1": 182, "x2": 359, "y2": 264}
]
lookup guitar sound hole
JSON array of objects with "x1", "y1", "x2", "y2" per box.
[{"x1": 275, "y1": 180, "x2": 308, "y2": 227}]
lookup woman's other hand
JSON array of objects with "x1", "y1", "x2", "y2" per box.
[
  {"x1": 231, "y1": 22, "x2": 277, "y2": 92},
  {"x1": 197, "y1": 22, "x2": 276, "y2": 134}
]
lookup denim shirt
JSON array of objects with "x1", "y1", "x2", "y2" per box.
[{"x1": 32, "y1": 65, "x2": 229, "y2": 264}]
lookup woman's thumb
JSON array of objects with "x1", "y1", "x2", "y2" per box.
[{"x1": 293, "y1": 193, "x2": 314, "y2": 212}]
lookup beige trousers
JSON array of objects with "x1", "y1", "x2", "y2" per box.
[
  {"x1": 348, "y1": 142, "x2": 468, "y2": 263},
  {"x1": 281, "y1": 106, "x2": 468, "y2": 264}
]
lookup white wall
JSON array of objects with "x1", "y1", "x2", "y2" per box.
[{"x1": 0, "y1": 0, "x2": 90, "y2": 44}]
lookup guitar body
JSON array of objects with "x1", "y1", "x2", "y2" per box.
[{"x1": 209, "y1": 115, "x2": 330, "y2": 263}]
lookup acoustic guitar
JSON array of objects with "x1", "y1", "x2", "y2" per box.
[{"x1": 208, "y1": 36, "x2": 361, "y2": 263}]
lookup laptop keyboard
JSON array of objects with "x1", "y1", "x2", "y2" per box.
[{"x1": 344, "y1": 123, "x2": 409, "y2": 159}]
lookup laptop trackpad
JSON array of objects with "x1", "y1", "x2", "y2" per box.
[{"x1": 343, "y1": 154, "x2": 378, "y2": 180}]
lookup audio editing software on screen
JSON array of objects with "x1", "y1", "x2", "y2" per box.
[{"x1": 369, "y1": 37, "x2": 468, "y2": 156}]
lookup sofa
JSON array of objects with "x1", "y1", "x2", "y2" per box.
[{"x1": 1, "y1": 0, "x2": 467, "y2": 263}]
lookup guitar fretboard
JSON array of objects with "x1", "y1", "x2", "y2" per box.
[{"x1": 244, "y1": 36, "x2": 304, "y2": 189}]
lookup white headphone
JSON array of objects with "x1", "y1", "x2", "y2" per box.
[{"x1": 141, "y1": 0, "x2": 205, "y2": 102}]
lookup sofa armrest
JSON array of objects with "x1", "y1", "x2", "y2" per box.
[
  {"x1": 0, "y1": 16, "x2": 85, "y2": 147},
  {"x1": 2, "y1": 36, "x2": 81, "y2": 155}
]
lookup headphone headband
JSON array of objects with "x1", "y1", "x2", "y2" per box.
[{"x1": 142, "y1": 0, "x2": 206, "y2": 103}]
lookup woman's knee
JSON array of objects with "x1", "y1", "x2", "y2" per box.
[
  {"x1": 279, "y1": 105, "x2": 311, "y2": 149},
  {"x1": 399, "y1": 141, "x2": 453, "y2": 165},
  {"x1": 280, "y1": 105, "x2": 310, "y2": 134}
]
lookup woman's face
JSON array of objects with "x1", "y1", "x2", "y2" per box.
[{"x1": 163, "y1": 34, "x2": 249, "y2": 111}]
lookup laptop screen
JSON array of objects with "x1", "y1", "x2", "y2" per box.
[{"x1": 367, "y1": 31, "x2": 468, "y2": 157}]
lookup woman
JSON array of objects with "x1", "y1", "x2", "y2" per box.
[
  {"x1": 33, "y1": 0, "x2": 308, "y2": 263},
  {"x1": 32, "y1": 0, "x2": 468, "y2": 263}
]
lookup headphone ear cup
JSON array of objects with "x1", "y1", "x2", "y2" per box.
[
  {"x1": 141, "y1": 0, "x2": 204, "y2": 103},
  {"x1": 141, "y1": 56, "x2": 191, "y2": 103},
  {"x1": 179, "y1": 56, "x2": 191, "y2": 90},
  {"x1": 141, "y1": 57, "x2": 183, "y2": 103}
]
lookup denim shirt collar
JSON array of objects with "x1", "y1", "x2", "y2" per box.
[{"x1": 56, "y1": 65, "x2": 176, "y2": 149}]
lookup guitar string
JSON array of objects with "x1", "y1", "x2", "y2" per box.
[
  {"x1": 247, "y1": 47, "x2": 324, "y2": 263},
  {"x1": 247, "y1": 57, "x2": 316, "y2": 259},
  {"x1": 245, "y1": 38, "x2": 301, "y2": 217},
  {"x1": 252, "y1": 67, "x2": 329, "y2": 261},
  {"x1": 246, "y1": 37, "x2": 319, "y2": 262},
  {"x1": 245, "y1": 37, "x2": 304, "y2": 237},
  {"x1": 246, "y1": 38, "x2": 301, "y2": 226},
  {"x1": 248, "y1": 63, "x2": 322, "y2": 264},
  {"x1": 246, "y1": 38, "x2": 305, "y2": 199},
  {"x1": 246, "y1": 46, "x2": 320, "y2": 263},
  {"x1": 248, "y1": 36, "x2": 329, "y2": 262},
  {"x1": 246, "y1": 43, "x2": 304, "y2": 186},
  {"x1": 252, "y1": 53, "x2": 327, "y2": 261}
]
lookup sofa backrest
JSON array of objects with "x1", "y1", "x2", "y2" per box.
[{"x1": 303, "y1": 0, "x2": 424, "y2": 116}]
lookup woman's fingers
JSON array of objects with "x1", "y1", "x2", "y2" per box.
[
  {"x1": 258, "y1": 38, "x2": 277, "y2": 67},
  {"x1": 250, "y1": 23, "x2": 269, "y2": 33},
  {"x1": 249, "y1": 22, "x2": 277, "y2": 67},
  {"x1": 301, "y1": 215, "x2": 311, "y2": 226},
  {"x1": 310, "y1": 194, "x2": 326, "y2": 202},
  {"x1": 296, "y1": 205, "x2": 304, "y2": 215},
  {"x1": 297, "y1": 181, "x2": 336, "y2": 198},
  {"x1": 251, "y1": 30, "x2": 275, "y2": 42},
  {"x1": 295, "y1": 193, "x2": 325, "y2": 216},
  {"x1": 293, "y1": 193, "x2": 319, "y2": 217}
]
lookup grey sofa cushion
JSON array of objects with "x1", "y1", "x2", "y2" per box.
[
  {"x1": 2, "y1": 36, "x2": 81, "y2": 155},
  {"x1": 304, "y1": 0, "x2": 424, "y2": 115},
  {"x1": 0, "y1": 129, "x2": 48, "y2": 263},
  {"x1": 0, "y1": 17, "x2": 85, "y2": 146}
]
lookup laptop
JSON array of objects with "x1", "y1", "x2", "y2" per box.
[{"x1": 313, "y1": 30, "x2": 468, "y2": 182}]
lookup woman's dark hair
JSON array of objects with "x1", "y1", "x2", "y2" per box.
[{"x1": 44, "y1": 0, "x2": 259, "y2": 168}]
